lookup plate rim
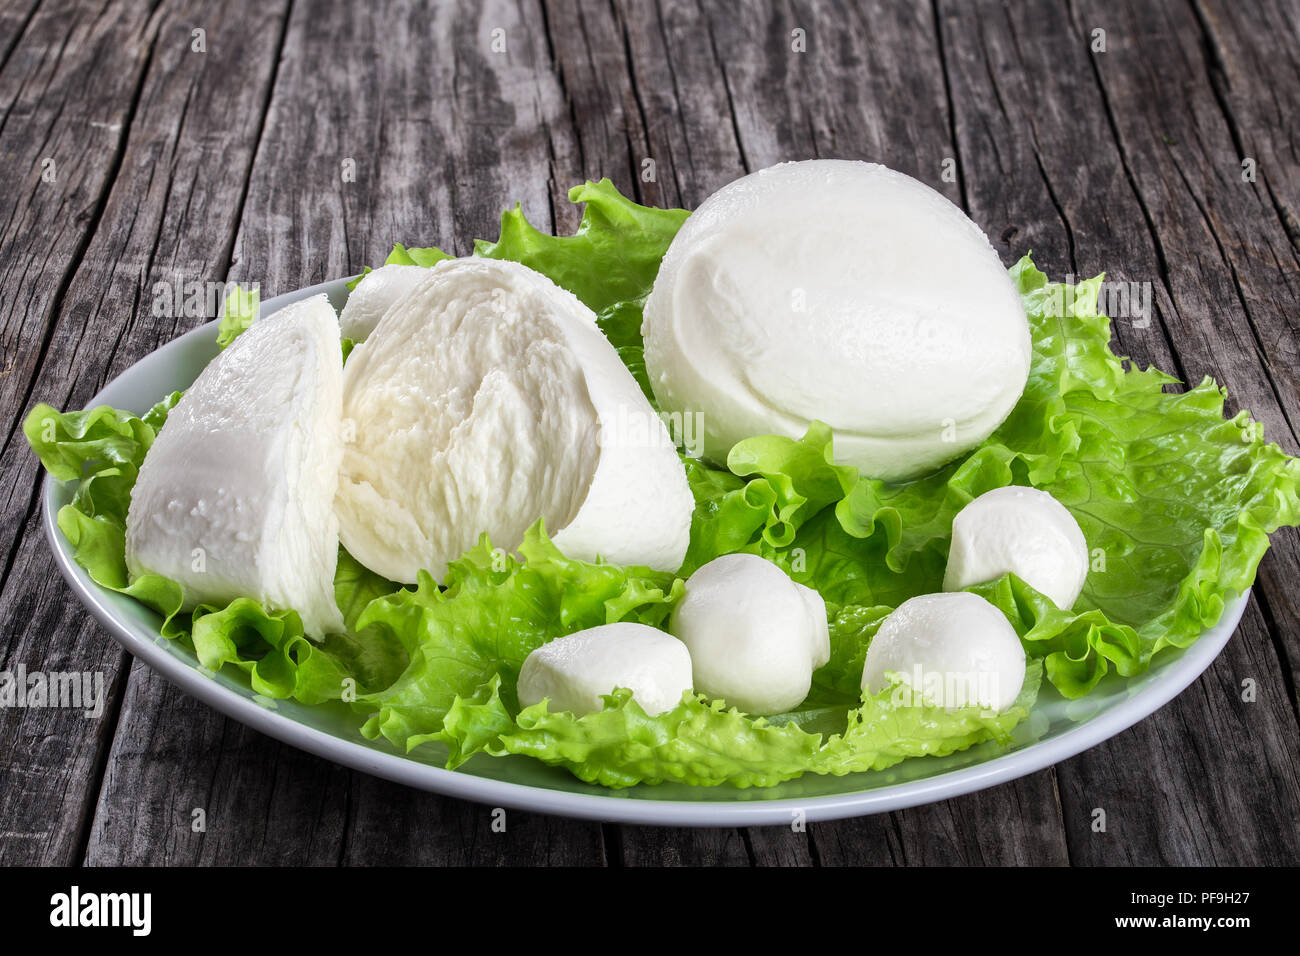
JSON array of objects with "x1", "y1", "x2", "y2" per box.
[{"x1": 38, "y1": 277, "x2": 1247, "y2": 827}]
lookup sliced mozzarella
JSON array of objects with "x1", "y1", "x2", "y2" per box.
[
  {"x1": 642, "y1": 159, "x2": 1031, "y2": 481},
  {"x1": 517, "y1": 622, "x2": 693, "y2": 717},
  {"x1": 861, "y1": 592, "x2": 1025, "y2": 711},
  {"x1": 943, "y1": 486, "x2": 1089, "y2": 609},
  {"x1": 336, "y1": 257, "x2": 694, "y2": 583},
  {"x1": 125, "y1": 295, "x2": 345, "y2": 636},
  {"x1": 669, "y1": 553, "x2": 829, "y2": 715},
  {"x1": 338, "y1": 264, "x2": 426, "y2": 342}
]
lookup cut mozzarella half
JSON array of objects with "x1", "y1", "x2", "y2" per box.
[
  {"x1": 943, "y1": 485, "x2": 1089, "y2": 609},
  {"x1": 861, "y1": 592, "x2": 1025, "y2": 711},
  {"x1": 517, "y1": 622, "x2": 693, "y2": 717},
  {"x1": 338, "y1": 263, "x2": 428, "y2": 342},
  {"x1": 125, "y1": 294, "x2": 346, "y2": 636},
  {"x1": 669, "y1": 553, "x2": 829, "y2": 716},
  {"x1": 336, "y1": 257, "x2": 694, "y2": 583}
]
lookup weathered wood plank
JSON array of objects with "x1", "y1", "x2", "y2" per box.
[
  {"x1": 614, "y1": 826, "x2": 754, "y2": 866},
  {"x1": 87, "y1": 664, "x2": 350, "y2": 866},
  {"x1": 0, "y1": 0, "x2": 179, "y2": 866},
  {"x1": 1072, "y1": 0, "x2": 1299, "y2": 445},
  {"x1": 1194, "y1": 0, "x2": 1300, "y2": 254},
  {"x1": 13, "y1": 0, "x2": 304, "y2": 864},
  {"x1": 615, "y1": 0, "x2": 750, "y2": 206},
  {"x1": 342, "y1": 774, "x2": 607, "y2": 865},
  {"x1": 935, "y1": 0, "x2": 1182, "y2": 376},
  {"x1": 813, "y1": 775, "x2": 1071, "y2": 866},
  {"x1": 1056, "y1": 599, "x2": 1300, "y2": 864},
  {"x1": 1187, "y1": 0, "x2": 1300, "y2": 720},
  {"x1": 0, "y1": 0, "x2": 161, "y2": 606},
  {"x1": 229, "y1": 0, "x2": 566, "y2": 285}
]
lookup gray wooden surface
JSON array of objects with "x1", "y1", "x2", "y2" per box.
[{"x1": 1, "y1": 0, "x2": 1297, "y2": 866}]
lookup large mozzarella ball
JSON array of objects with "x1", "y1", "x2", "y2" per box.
[
  {"x1": 642, "y1": 160, "x2": 1031, "y2": 481},
  {"x1": 861, "y1": 592, "x2": 1025, "y2": 711},
  {"x1": 517, "y1": 622, "x2": 693, "y2": 717},
  {"x1": 669, "y1": 553, "x2": 829, "y2": 715},
  {"x1": 943, "y1": 486, "x2": 1089, "y2": 609}
]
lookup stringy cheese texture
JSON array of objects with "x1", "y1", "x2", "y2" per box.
[{"x1": 336, "y1": 257, "x2": 694, "y2": 583}]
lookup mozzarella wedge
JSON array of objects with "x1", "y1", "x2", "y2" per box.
[
  {"x1": 517, "y1": 622, "x2": 693, "y2": 716},
  {"x1": 125, "y1": 294, "x2": 346, "y2": 636},
  {"x1": 669, "y1": 553, "x2": 829, "y2": 715},
  {"x1": 339, "y1": 263, "x2": 426, "y2": 342},
  {"x1": 861, "y1": 592, "x2": 1025, "y2": 711},
  {"x1": 336, "y1": 257, "x2": 694, "y2": 583},
  {"x1": 943, "y1": 486, "x2": 1089, "y2": 609}
]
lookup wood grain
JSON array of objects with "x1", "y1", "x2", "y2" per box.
[{"x1": 0, "y1": 0, "x2": 235, "y2": 866}]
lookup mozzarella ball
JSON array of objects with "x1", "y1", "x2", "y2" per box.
[
  {"x1": 943, "y1": 486, "x2": 1089, "y2": 609},
  {"x1": 338, "y1": 264, "x2": 426, "y2": 342},
  {"x1": 642, "y1": 159, "x2": 1031, "y2": 481},
  {"x1": 861, "y1": 592, "x2": 1026, "y2": 711},
  {"x1": 669, "y1": 553, "x2": 829, "y2": 715},
  {"x1": 517, "y1": 622, "x2": 693, "y2": 717}
]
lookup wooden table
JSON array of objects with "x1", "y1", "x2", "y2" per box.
[{"x1": 1, "y1": 0, "x2": 1297, "y2": 866}]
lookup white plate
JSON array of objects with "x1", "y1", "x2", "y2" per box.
[{"x1": 41, "y1": 277, "x2": 1248, "y2": 826}]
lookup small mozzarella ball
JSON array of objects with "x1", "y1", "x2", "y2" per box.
[
  {"x1": 861, "y1": 592, "x2": 1026, "y2": 711},
  {"x1": 517, "y1": 622, "x2": 692, "y2": 717},
  {"x1": 943, "y1": 486, "x2": 1089, "y2": 609},
  {"x1": 670, "y1": 553, "x2": 829, "y2": 715}
]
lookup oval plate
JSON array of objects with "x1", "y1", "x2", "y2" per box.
[{"x1": 42, "y1": 277, "x2": 1247, "y2": 826}]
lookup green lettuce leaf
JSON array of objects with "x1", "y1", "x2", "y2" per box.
[
  {"x1": 23, "y1": 398, "x2": 406, "y2": 703},
  {"x1": 357, "y1": 525, "x2": 683, "y2": 752},
  {"x1": 420, "y1": 656, "x2": 1041, "y2": 788},
  {"x1": 216, "y1": 285, "x2": 259, "y2": 347}
]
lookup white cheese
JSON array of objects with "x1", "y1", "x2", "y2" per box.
[
  {"x1": 642, "y1": 159, "x2": 1031, "y2": 481},
  {"x1": 943, "y1": 486, "x2": 1089, "y2": 609},
  {"x1": 669, "y1": 553, "x2": 829, "y2": 715},
  {"x1": 336, "y1": 257, "x2": 694, "y2": 583},
  {"x1": 125, "y1": 294, "x2": 346, "y2": 636},
  {"x1": 338, "y1": 263, "x2": 426, "y2": 342},
  {"x1": 861, "y1": 592, "x2": 1025, "y2": 711},
  {"x1": 517, "y1": 622, "x2": 693, "y2": 717}
]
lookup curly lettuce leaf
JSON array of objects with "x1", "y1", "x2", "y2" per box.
[
  {"x1": 357, "y1": 525, "x2": 682, "y2": 750},
  {"x1": 216, "y1": 284, "x2": 259, "y2": 347},
  {"x1": 422, "y1": 660, "x2": 1041, "y2": 788},
  {"x1": 24, "y1": 398, "x2": 406, "y2": 703}
]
